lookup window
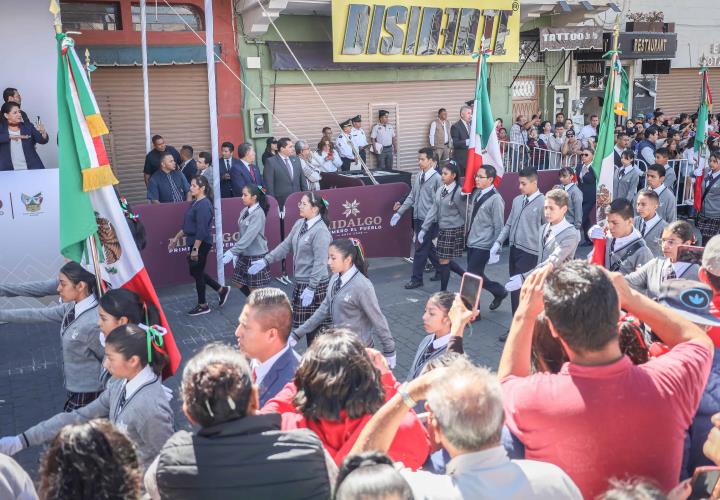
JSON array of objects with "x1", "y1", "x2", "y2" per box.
[
  {"x1": 60, "y1": 2, "x2": 121, "y2": 31},
  {"x1": 131, "y1": 4, "x2": 203, "y2": 32}
]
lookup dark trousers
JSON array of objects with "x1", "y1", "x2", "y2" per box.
[
  {"x1": 467, "y1": 247, "x2": 506, "y2": 299},
  {"x1": 340, "y1": 157, "x2": 353, "y2": 172},
  {"x1": 411, "y1": 220, "x2": 439, "y2": 283},
  {"x1": 376, "y1": 147, "x2": 394, "y2": 171},
  {"x1": 359, "y1": 149, "x2": 367, "y2": 164},
  {"x1": 189, "y1": 241, "x2": 222, "y2": 304},
  {"x1": 509, "y1": 246, "x2": 537, "y2": 314},
  {"x1": 581, "y1": 201, "x2": 595, "y2": 243}
]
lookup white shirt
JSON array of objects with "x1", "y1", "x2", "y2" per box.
[
  {"x1": 320, "y1": 151, "x2": 341, "y2": 172},
  {"x1": 547, "y1": 218, "x2": 572, "y2": 238},
  {"x1": 671, "y1": 261, "x2": 692, "y2": 277},
  {"x1": 525, "y1": 190, "x2": 542, "y2": 204},
  {"x1": 429, "y1": 121, "x2": 449, "y2": 146},
  {"x1": 252, "y1": 344, "x2": 290, "y2": 386},
  {"x1": 339, "y1": 265, "x2": 359, "y2": 287},
  {"x1": 562, "y1": 183, "x2": 574, "y2": 192},
  {"x1": 74, "y1": 294, "x2": 98, "y2": 318},
  {"x1": 335, "y1": 133, "x2": 354, "y2": 159},
  {"x1": 611, "y1": 228, "x2": 643, "y2": 252},
  {"x1": 420, "y1": 167, "x2": 437, "y2": 184},
  {"x1": 577, "y1": 124, "x2": 597, "y2": 146},
  {"x1": 475, "y1": 185, "x2": 494, "y2": 202},
  {"x1": 122, "y1": 364, "x2": 156, "y2": 400},
  {"x1": 431, "y1": 332, "x2": 452, "y2": 350},
  {"x1": 442, "y1": 181, "x2": 457, "y2": 194},
  {"x1": 653, "y1": 184, "x2": 667, "y2": 197},
  {"x1": 305, "y1": 214, "x2": 322, "y2": 230},
  {"x1": 9, "y1": 129, "x2": 27, "y2": 170},
  {"x1": 621, "y1": 164, "x2": 634, "y2": 176},
  {"x1": 247, "y1": 203, "x2": 260, "y2": 215},
  {"x1": 400, "y1": 446, "x2": 582, "y2": 500},
  {"x1": 371, "y1": 123, "x2": 396, "y2": 146},
  {"x1": 639, "y1": 213, "x2": 662, "y2": 234},
  {"x1": 350, "y1": 127, "x2": 368, "y2": 148},
  {"x1": 614, "y1": 145, "x2": 624, "y2": 157}
]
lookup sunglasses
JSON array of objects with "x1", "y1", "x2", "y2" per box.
[
  {"x1": 582, "y1": 153, "x2": 591, "y2": 157},
  {"x1": 566, "y1": 133, "x2": 575, "y2": 137}
]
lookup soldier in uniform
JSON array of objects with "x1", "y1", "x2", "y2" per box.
[
  {"x1": 335, "y1": 119, "x2": 355, "y2": 172},
  {"x1": 371, "y1": 110, "x2": 397, "y2": 171},
  {"x1": 350, "y1": 115, "x2": 369, "y2": 164}
]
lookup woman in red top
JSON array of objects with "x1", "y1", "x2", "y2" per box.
[{"x1": 262, "y1": 329, "x2": 430, "y2": 469}]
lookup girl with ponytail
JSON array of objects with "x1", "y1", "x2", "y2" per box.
[
  {"x1": 291, "y1": 238, "x2": 397, "y2": 368},
  {"x1": 0, "y1": 324, "x2": 174, "y2": 469}
]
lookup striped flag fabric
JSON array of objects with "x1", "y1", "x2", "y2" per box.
[
  {"x1": 57, "y1": 33, "x2": 181, "y2": 377},
  {"x1": 462, "y1": 51, "x2": 504, "y2": 194},
  {"x1": 694, "y1": 66, "x2": 712, "y2": 212}
]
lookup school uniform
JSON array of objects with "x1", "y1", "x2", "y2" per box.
[
  {"x1": 466, "y1": 187, "x2": 506, "y2": 299},
  {"x1": 614, "y1": 164, "x2": 641, "y2": 202},
  {"x1": 397, "y1": 168, "x2": 443, "y2": 285},
  {"x1": 0, "y1": 278, "x2": 59, "y2": 298},
  {"x1": 229, "y1": 204, "x2": 271, "y2": 288},
  {"x1": 21, "y1": 365, "x2": 174, "y2": 468},
  {"x1": 663, "y1": 163, "x2": 677, "y2": 191},
  {"x1": 407, "y1": 333, "x2": 451, "y2": 381},
  {"x1": 602, "y1": 229, "x2": 654, "y2": 275},
  {"x1": 294, "y1": 266, "x2": 396, "y2": 358},
  {"x1": 0, "y1": 292, "x2": 104, "y2": 411},
  {"x1": 496, "y1": 191, "x2": 545, "y2": 313},
  {"x1": 698, "y1": 169, "x2": 720, "y2": 245},
  {"x1": 264, "y1": 215, "x2": 333, "y2": 336},
  {"x1": 562, "y1": 183, "x2": 583, "y2": 231},
  {"x1": 626, "y1": 258, "x2": 700, "y2": 300},
  {"x1": 633, "y1": 215, "x2": 667, "y2": 258},
  {"x1": 422, "y1": 182, "x2": 468, "y2": 260},
  {"x1": 524, "y1": 220, "x2": 580, "y2": 277},
  {"x1": 636, "y1": 184, "x2": 676, "y2": 223}
]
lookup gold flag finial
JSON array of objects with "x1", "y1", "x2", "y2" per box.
[
  {"x1": 49, "y1": 0, "x2": 62, "y2": 33},
  {"x1": 85, "y1": 48, "x2": 91, "y2": 67}
]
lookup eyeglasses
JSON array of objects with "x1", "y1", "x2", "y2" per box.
[
  {"x1": 298, "y1": 201, "x2": 310, "y2": 208},
  {"x1": 581, "y1": 153, "x2": 591, "y2": 157},
  {"x1": 658, "y1": 238, "x2": 681, "y2": 247}
]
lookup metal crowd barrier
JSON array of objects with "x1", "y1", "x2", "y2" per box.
[
  {"x1": 499, "y1": 140, "x2": 529, "y2": 173},
  {"x1": 636, "y1": 158, "x2": 692, "y2": 207},
  {"x1": 528, "y1": 147, "x2": 578, "y2": 171}
]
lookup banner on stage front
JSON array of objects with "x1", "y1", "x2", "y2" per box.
[
  {"x1": 0, "y1": 170, "x2": 64, "y2": 307},
  {"x1": 331, "y1": 0, "x2": 520, "y2": 63}
]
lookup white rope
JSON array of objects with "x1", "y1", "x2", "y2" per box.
[{"x1": 160, "y1": 0, "x2": 298, "y2": 141}]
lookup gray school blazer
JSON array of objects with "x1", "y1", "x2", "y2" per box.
[
  {"x1": 524, "y1": 223, "x2": 580, "y2": 277},
  {"x1": 228, "y1": 206, "x2": 269, "y2": 257},
  {"x1": 626, "y1": 258, "x2": 700, "y2": 299}
]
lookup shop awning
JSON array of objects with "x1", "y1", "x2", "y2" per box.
[{"x1": 78, "y1": 44, "x2": 222, "y2": 67}]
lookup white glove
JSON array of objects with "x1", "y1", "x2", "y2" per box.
[
  {"x1": 488, "y1": 252, "x2": 500, "y2": 265},
  {"x1": 417, "y1": 230, "x2": 426, "y2": 244},
  {"x1": 300, "y1": 287, "x2": 315, "y2": 307},
  {"x1": 588, "y1": 225, "x2": 605, "y2": 240},
  {"x1": 505, "y1": 274, "x2": 523, "y2": 292},
  {"x1": 162, "y1": 385, "x2": 174, "y2": 402},
  {"x1": 222, "y1": 250, "x2": 235, "y2": 265},
  {"x1": 288, "y1": 333, "x2": 299, "y2": 348},
  {"x1": 385, "y1": 353, "x2": 397, "y2": 369},
  {"x1": 491, "y1": 242, "x2": 502, "y2": 256},
  {"x1": 248, "y1": 259, "x2": 267, "y2": 275},
  {"x1": 390, "y1": 213, "x2": 401, "y2": 227},
  {"x1": 0, "y1": 436, "x2": 23, "y2": 456},
  {"x1": 694, "y1": 166, "x2": 704, "y2": 177}
]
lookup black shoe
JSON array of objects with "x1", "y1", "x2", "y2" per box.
[
  {"x1": 188, "y1": 304, "x2": 211, "y2": 316},
  {"x1": 429, "y1": 271, "x2": 440, "y2": 282},
  {"x1": 498, "y1": 332, "x2": 508, "y2": 342},
  {"x1": 489, "y1": 291, "x2": 508, "y2": 311},
  {"x1": 218, "y1": 286, "x2": 231, "y2": 307},
  {"x1": 404, "y1": 280, "x2": 423, "y2": 289}
]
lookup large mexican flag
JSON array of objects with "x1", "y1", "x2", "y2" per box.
[
  {"x1": 57, "y1": 33, "x2": 181, "y2": 377},
  {"x1": 694, "y1": 66, "x2": 712, "y2": 212},
  {"x1": 462, "y1": 51, "x2": 504, "y2": 194}
]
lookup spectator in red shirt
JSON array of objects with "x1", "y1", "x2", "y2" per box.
[
  {"x1": 498, "y1": 262, "x2": 714, "y2": 498},
  {"x1": 261, "y1": 329, "x2": 430, "y2": 469},
  {"x1": 700, "y1": 235, "x2": 720, "y2": 345}
]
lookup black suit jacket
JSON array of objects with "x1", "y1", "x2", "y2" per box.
[
  {"x1": 219, "y1": 157, "x2": 238, "y2": 198},
  {"x1": 450, "y1": 119, "x2": 470, "y2": 169},
  {"x1": 265, "y1": 155, "x2": 303, "y2": 209},
  {"x1": 231, "y1": 160, "x2": 264, "y2": 196},
  {"x1": 179, "y1": 158, "x2": 198, "y2": 183},
  {"x1": 576, "y1": 164, "x2": 597, "y2": 209}
]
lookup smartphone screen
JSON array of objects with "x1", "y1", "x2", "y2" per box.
[
  {"x1": 460, "y1": 273, "x2": 483, "y2": 311},
  {"x1": 689, "y1": 468, "x2": 720, "y2": 499},
  {"x1": 677, "y1": 245, "x2": 704, "y2": 265}
]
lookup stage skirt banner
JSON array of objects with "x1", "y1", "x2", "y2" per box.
[
  {"x1": 136, "y1": 196, "x2": 283, "y2": 288},
  {"x1": 284, "y1": 183, "x2": 411, "y2": 258},
  {"x1": 0, "y1": 170, "x2": 65, "y2": 308}
]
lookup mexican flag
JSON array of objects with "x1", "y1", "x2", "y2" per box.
[
  {"x1": 57, "y1": 33, "x2": 181, "y2": 377},
  {"x1": 462, "y1": 51, "x2": 504, "y2": 194},
  {"x1": 590, "y1": 51, "x2": 628, "y2": 266},
  {"x1": 694, "y1": 66, "x2": 712, "y2": 212}
]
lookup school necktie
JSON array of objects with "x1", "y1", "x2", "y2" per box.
[
  {"x1": 610, "y1": 239, "x2": 616, "y2": 253},
  {"x1": 420, "y1": 172, "x2": 426, "y2": 186},
  {"x1": 618, "y1": 170, "x2": 625, "y2": 179},
  {"x1": 664, "y1": 264, "x2": 677, "y2": 280},
  {"x1": 241, "y1": 210, "x2": 249, "y2": 221},
  {"x1": 522, "y1": 196, "x2": 529, "y2": 208},
  {"x1": 284, "y1": 158, "x2": 293, "y2": 180},
  {"x1": 299, "y1": 221, "x2": 309, "y2": 237},
  {"x1": 117, "y1": 386, "x2": 127, "y2": 412},
  {"x1": 333, "y1": 277, "x2": 342, "y2": 296},
  {"x1": 418, "y1": 343, "x2": 437, "y2": 369},
  {"x1": 441, "y1": 187, "x2": 448, "y2": 198},
  {"x1": 640, "y1": 220, "x2": 647, "y2": 237},
  {"x1": 62, "y1": 307, "x2": 76, "y2": 330},
  {"x1": 542, "y1": 228, "x2": 551, "y2": 247}
]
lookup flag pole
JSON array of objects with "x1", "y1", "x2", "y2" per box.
[
  {"x1": 465, "y1": 46, "x2": 484, "y2": 232},
  {"x1": 140, "y1": 0, "x2": 152, "y2": 152}
]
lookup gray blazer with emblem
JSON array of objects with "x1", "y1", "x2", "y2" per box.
[
  {"x1": 614, "y1": 167, "x2": 641, "y2": 203},
  {"x1": 0, "y1": 278, "x2": 59, "y2": 298},
  {"x1": 422, "y1": 184, "x2": 468, "y2": 231},
  {"x1": 295, "y1": 271, "x2": 396, "y2": 355},
  {"x1": 228, "y1": 206, "x2": 268, "y2": 257},
  {"x1": 633, "y1": 216, "x2": 668, "y2": 258},
  {"x1": 635, "y1": 187, "x2": 676, "y2": 223},
  {"x1": 23, "y1": 375, "x2": 174, "y2": 468},
  {"x1": 0, "y1": 292, "x2": 104, "y2": 393},
  {"x1": 564, "y1": 184, "x2": 583, "y2": 230},
  {"x1": 259, "y1": 348, "x2": 300, "y2": 407},
  {"x1": 397, "y1": 169, "x2": 442, "y2": 222},
  {"x1": 700, "y1": 170, "x2": 720, "y2": 218},
  {"x1": 604, "y1": 236, "x2": 655, "y2": 275},
  {"x1": 264, "y1": 218, "x2": 332, "y2": 289},
  {"x1": 525, "y1": 224, "x2": 580, "y2": 277},
  {"x1": 626, "y1": 258, "x2": 700, "y2": 300},
  {"x1": 407, "y1": 335, "x2": 448, "y2": 382},
  {"x1": 264, "y1": 154, "x2": 303, "y2": 209},
  {"x1": 496, "y1": 193, "x2": 546, "y2": 256},
  {"x1": 466, "y1": 189, "x2": 504, "y2": 250}
]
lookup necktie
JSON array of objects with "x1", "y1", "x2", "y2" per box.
[
  {"x1": 247, "y1": 164, "x2": 256, "y2": 183},
  {"x1": 418, "y1": 342, "x2": 437, "y2": 368},
  {"x1": 284, "y1": 158, "x2": 293, "y2": 180},
  {"x1": 117, "y1": 386, "x2": 127, "y2": 413},
  {"x1": 225, "y1": 158, "x2": 230, "y2": 173},
  {"x1": 167, "y1": 173, "x2": 184, "y2": 203},
  {"x1": 610, "y1": 239, "x2": 616, "y2": 253},
  {"x1": 420, "y1": 172, "x2": 426, "y2": 186},
  {"x1": 241, "y1": 210, "x2": 249, "y2": 221},
  {"x1": 618, "y1": 170, "x2": 625, "y2": 179},
  {"x1": 664, "y1": 264, "x2": 677, "y2": 280},
  {"x1": 542, "y1": 228, "x2": 551, "y2": 247},
  {"x1": 333, "y1": 276, "x2": 342, "y2": 296},
  {"x1": 299, "y1": 221, "x2": 309, "y2": 237},
  {"x1": 522, "y1": 196, "x2": 529, "y2": 208},
  {"x1": 62, "y1": 307, "x2": 76, "y2": 330},
  {"x1": 441, "y1": 187, "x2": 448, "y2": 198},
  {"x1": 640, "y1": 220, "x2": 647, "y2": 237}
]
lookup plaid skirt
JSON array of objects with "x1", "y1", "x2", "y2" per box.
[
  {"x1": 291, "y1": 279, "x2": 331, "y2": 328},
  {"x1": 436, "y1": 226, "x2": 466, "y2": 259},
  {"x1": 232, "y1": 255, "x2": 271, "y2": 288},
  {"x1": 63, "y1": 390, "x2": 102, "y2": 412},
  {"x1": 697, "y1": 215, "x2": 720, "y2": 244}
]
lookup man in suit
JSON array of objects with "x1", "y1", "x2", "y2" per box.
[
  {"x1": 576, "y1": 147, "x2": 597, "y2": 245},
  {"x1": 450, "y1": 105, "x2": 472, "y2": 176},
  {"x1": 178, "y1": 145, "x2": 198, "y2": 183},
  {"x1": 264, "y1": 137, "x2": 303, "y2": 210},
  {"x1": 219, "y1": 141, "x2": 238, "y2": 198},
  {"x1": 143, "y1": 134, "x2": 182, "y2": 186},
  {"x1": 234, "y1": 287, "x2": 300, "y2": 407},
  {"x1": 614, "y1": 132, "x2": 630, "y2": 169},
  {"x1": 231, "y1": 142, "x2": 264, "y2": 196}
]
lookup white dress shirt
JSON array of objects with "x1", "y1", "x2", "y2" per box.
[
  {"x1": 122, "y1": 364, "x2": 156, "y2": 400},
  {"x1": 305, "y1": 214, "x2": 322, "y2": 230},
  {"x1": 252, "y1": 344, "x2": 290, "y2": 386},
  {"x1": 611, "y1": 228, "x2": 643, "y2": 252},
  {"x1": 74, "y1": 294, "x2": 98, "y2": 318},
  {"x1": 339, "y1": 265, "x2": 359, "y2": 287},
  {"x1": 431, "y1": 332, "x2": 452, "y2": 350}
]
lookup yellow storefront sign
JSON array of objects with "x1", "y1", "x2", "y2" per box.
[{"x1": 331, "y1": 0, "x2": 520, "y2": 63}]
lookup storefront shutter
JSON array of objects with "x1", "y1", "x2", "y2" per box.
[
  {"x1": 270, "y1": 79, "x2": 475, "y2": 173},
  {"x1": 657, "y1": 68, "x2": 720, "y2": 117},
  {"x1": 91, "y1": 65, "x2": 211, "y2": 204}
]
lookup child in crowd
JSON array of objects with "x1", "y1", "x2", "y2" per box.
[
  {"x1": 633, "y1": 189, "x2": 668, "y2": 257},
  {"x1": 557, "y1": 167, "x2": 583, "y2": 234}
]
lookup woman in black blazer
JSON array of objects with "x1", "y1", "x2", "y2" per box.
[{"x1": 0, "y1": 101, "x2": 48, "y2": 170}]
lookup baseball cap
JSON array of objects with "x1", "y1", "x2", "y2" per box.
[
  {"x1": 656, "y1": 279, "x2": 720, "y2": 326},
  {"x1": 702, "y1": 235, "x2": 720, "y2": 275}
]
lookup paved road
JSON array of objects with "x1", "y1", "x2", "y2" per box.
[{"x1": 0, "y1": 253, "x2": 518, "y2": 475}]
